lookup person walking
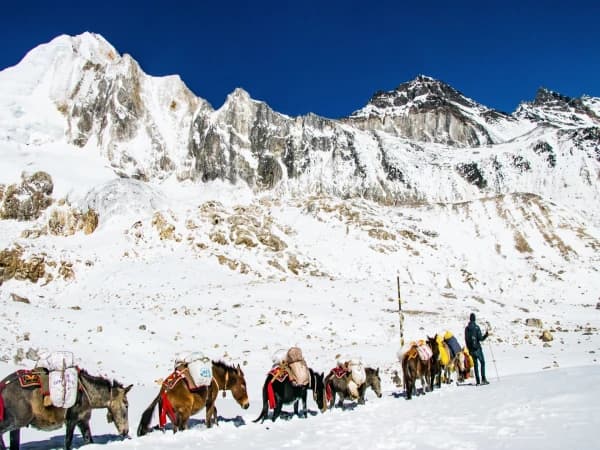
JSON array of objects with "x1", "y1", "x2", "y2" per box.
[{"x1": 465, "y1": 312, "x2": 489, "y2": 385}]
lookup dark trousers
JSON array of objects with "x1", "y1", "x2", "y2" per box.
[{"x1": 471, "y1": 348, "x2": 486, "y2": 384}]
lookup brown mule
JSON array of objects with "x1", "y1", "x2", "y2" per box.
[
  {"x1": 325, "y1": 366, "x2": 382, "y2": 409},
  {"x1": 137, "y1": 361, "x2": 249, "y2": 436},
  {"x1": 401, "y1": 345, "x2": 431, "y2": 400},
  {"x1": 0, "y1": 368, "x2": 132, "y2": 450}
]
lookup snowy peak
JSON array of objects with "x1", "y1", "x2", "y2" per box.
[
  {"x1": 516, "y1": 87, "x2": 599, "y2": 128},
  {"x1": 346, "y1": 75, "x2": 516, "y2": 147},
  {"x1": 363, "y1": 74, "x2": 479, "y2": 112}
]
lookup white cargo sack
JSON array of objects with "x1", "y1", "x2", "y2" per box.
[
  {"x1": 348, "y1": 359, "x2": 366, "y2": 386},
  {"x1": 286, "y1": 347, "x2": 309, "y2": 386},
  {"x1": 187, "y1": 357, "x2": 212, "y2": 387},
  {"x1": 41, "y1": 351, "x2": 78, "y2": 408},
  {"x1": 49, "y1": 366, "x2": 78, "y2": 408},
  {"x1": 271, "y1": 349, "x2": 288, "y2": 366}
]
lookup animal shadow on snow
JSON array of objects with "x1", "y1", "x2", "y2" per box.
[
  {"x1": 257, "y1": 408, "x2": 320, "y2": 421},
  {"x1": 188, "y1": 414, "x2": 247, "y2": 428},
  {"x1": 21, "y1": 433, "x2": 127, "y2": 449},
  {"x1": 390, "y1": 387, "x2": 427, "y2": 399}
]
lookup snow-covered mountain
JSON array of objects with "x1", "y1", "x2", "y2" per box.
[
  {"x1": 1, "y1": 33, "x2": 599, "y2": 223},
  {"x1": 1, "y1": 32, "x2": 599, "y2": 449}
]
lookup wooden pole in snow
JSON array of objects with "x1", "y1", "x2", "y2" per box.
[{"x1": 397, "y1": 275, "x2": 404, "y2": 347}]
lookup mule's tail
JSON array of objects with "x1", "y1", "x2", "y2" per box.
[
  {"x1": 252, "y1": 377, "x2": 271, "y2": 423},
  {"x1": 137, "y1": 392, "x2": 161, "y2": 437}
]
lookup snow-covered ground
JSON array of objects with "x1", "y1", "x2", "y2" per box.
[{"x1": 1, "y1": 185, "x2": 599, "y2": 448}]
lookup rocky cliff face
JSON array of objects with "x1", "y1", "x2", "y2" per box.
[
  {"x1": 345, "y1": 75, "x2": 521, "y2": 147},
  {"x1": 515, "y1": 88, "x2": 600, "y2": 128},
  {"x1": 1, "y1": 33, "x2": 599, "y2": 225}
]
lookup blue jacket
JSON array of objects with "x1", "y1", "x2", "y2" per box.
[{"x1": 465, "y1": 320, "x2": 487, "y2": 352}]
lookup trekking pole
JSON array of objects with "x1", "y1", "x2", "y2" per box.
[{"x1": 487, "y1": 340, "x2": 500, "y2": 381}]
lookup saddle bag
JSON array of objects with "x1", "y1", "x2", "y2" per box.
[
  {"x1": 347, "y1": 359, "x2": 366, "y2": 386},
  {"x1": 286, "y1": 347, "x2": 309, "y2": 386},
  {"x1": 416, "y1": 342, "x2": 433, "y2": 361},
  {"x1": 347, "y1": 380, "x2": 359, "y2": 399},
  {"x1": 174, "y1": 351, "x2": 212, "y2": 388},
  {"x1": 445, "y1": 335, "x2": 461, "y2": 358},
  {"x1": 39, "y1": 351, "x2": 78, "y2": 408},
  {"x1": 438, "y1": 339, "x2": 450, "y2": 366},
  {"x1": 187, "y1": 356, "x2": 212, "y2": 387}
]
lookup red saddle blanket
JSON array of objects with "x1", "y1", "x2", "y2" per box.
[
  {"x1": 162, "y1": 369, "x2": 186, "y2": 391},
  {"x1": 266, "y1": 366, "x2": 291, "y2": 409},
  {"x1": 268, "y1": 366, "x2": 290, "y2": 383},
  {"x1": 330, "y1": 367, "x2": 348, "y2": 379},
  {"x1": 17, "y1": 370, "x2": 43, "y2": 388}
]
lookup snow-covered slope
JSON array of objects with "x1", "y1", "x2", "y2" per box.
[
  {"x1": 347, "y1": 74, "x2": 536, "y2": 146},
  {"x1": 1, "y1": 33, "x2": 599, "y2": 449}
]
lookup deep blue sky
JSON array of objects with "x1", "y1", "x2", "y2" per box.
[{"x1": 2, "y1": 1, "x2": 598, "y2": 118}]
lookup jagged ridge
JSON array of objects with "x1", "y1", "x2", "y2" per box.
[{"x1": 0, "y1": 33, "x2": 599, "y2": 226}]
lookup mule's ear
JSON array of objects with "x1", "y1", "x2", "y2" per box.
[
  {"x1": 376, "y1": 368, "x2": 380, "y2": 375},
  {"x1": 125, "y1": 384, "x2": 133, "y2": 393},
  {"x1": 236, "y1": 364, "x2": 243, "y2": 375}
]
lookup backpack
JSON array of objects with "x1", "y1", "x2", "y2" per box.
[{"x1": 465, "y1": 324, "x2": 478, "y2": 351}]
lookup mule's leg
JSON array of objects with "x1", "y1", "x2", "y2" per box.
[
  {"x1": 272, "y1": 399, "x2": 283, "y2": 422},
  {"x1": 175, "y1": 412, "x2": 188, "y2": 433},
  {"x1": 205, "y1": 402, "x2": 218, "y2": 428},
  {"x1": 8, "y1": 429, "x2": 19, "y2": 450},
  {"x1": 293, "y1": 400, "x2": 299, "y2": 417},
  {"x1": 357, "y1": 383, "x2": 367, "y2": 405},
  {"x1": 78, "y1": 420, "x2": 93, "y2": 444},
  {"x1": 64, "y1": 419, "x2": 78, "y2": 450},
  {"x1": 205, "y1": 399, "x2": 215, "y2": 428},
  {"x1": 301, "y1": 390, "x2": 307, "y2": 418},
  {"x1": 336, "y1": 392, "x2": 346, "y2": 409},
  {"x1": 327, "y1": 382, "x2": 336, "y2": 410},
  {"x1": 212, "y1": 406, "x2": 218, "y2": 426}
]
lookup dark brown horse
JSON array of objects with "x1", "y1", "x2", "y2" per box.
[
  {"x1": 0, "y1": 368, "x2": 132, "y2": 450},
  {"x1": 325, "y1": 367, "x2": 382, "y2": 409},
  {"x1": 427, "y1": 335, "x2": 457, "y2": 390},
  {"x1": 254, "y1": 367, "x2": 326, "y2": 423},
  {"x1": 401, "y1": 345, "x2": 431, "y2": 400},
  {"x1": 137, "y1": 361, "x2": 249, "y2": 436}
]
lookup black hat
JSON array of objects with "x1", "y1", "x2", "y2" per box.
[{"x1": 469, "y1": 312, "x2": 476, "y2": 321}]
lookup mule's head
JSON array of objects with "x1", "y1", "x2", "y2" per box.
[
  {"x1": 310, "y1": 369, "x2": 327, "y2": 413},
  {"x1": 230, "y1": 365, "x2": 250, "y2": 410},
  {"x1": 367, "y1": 367, "x2": 383, "y2": 398},
  {"x1": 427, "y1": 335, "x2": 440, "y2": 357},
  {"x1": 106, "y1": 383, "x2": 132, "y2": 437}
]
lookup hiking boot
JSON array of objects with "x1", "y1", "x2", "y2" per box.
[{"x1": 481, "y1": 380, "x2": 490, "y2": 385}]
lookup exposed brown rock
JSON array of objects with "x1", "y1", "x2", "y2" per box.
[
  {"x1": 0, "y1": 247, "x2": 46, "y2": 284},
  {"x1": 59, "y1": 261, "x2": 75, "y2": 280},
  {"x1": 152, "y1": 212, "x2": 178, "y2": 240},
  {"x1": 11, "y1": 293, "x2": 30, "y2": 304},
  {"x1": 540, "y1": 330, "x2": 554, "y2": 342},
  {"x1": 526, "y1": 318, "x2": 544, "y2": 328},
  {"x1": 47, "y1": 207, "x2": 99, "y2": 236},
  {"x1": 1, "y1": 172, "x2": 54, "y2": 220},
  {"x1": 258, "y1": 231, "x2": 286, "y2": 252}
]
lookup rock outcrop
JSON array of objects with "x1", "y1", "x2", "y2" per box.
[{"x1": 0, "y1": 172, "x2": 53, "y2": 220}]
